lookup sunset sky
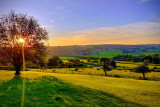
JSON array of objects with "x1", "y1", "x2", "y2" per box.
[{"x1": 0, "y1": 0, "x2": 160, "y2": 46}]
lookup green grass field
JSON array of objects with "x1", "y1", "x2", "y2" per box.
[
  {"x1": 33, "y1": 60, "x2": 160, "y2": 81},
  {"x1": 46, "y1": 55, "x2": 76, "y2": 60},
  {"x1": 1, "y1": 56, "x2": 160, "y2": 106},
  {"x1": 50, "y1": 72, "x2": 160, "y2": 107},
  {"x1": 47, "y1": 51, "x2": 158, "y2": 60},
  {"x1": 75, "y1": 51, "x2": 157, "y2": 58},
  {"x1": 0, "y1": 71, "x2": 145, "y2": 107}
]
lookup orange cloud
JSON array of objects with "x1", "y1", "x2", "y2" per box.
[
  {"x1": 48, "y1": 22, "x2": 160, "y2": 46},
  {"x1": 50, "y1": 35, "x2": 87, "y2": 46}
]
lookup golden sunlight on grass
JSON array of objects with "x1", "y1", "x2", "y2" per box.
[
  {"x1": 20, "y1": 71, "x2": 47, "y2": 79},
  {"x1": 0, "y1": 70, "x2": 160, "y2": 106},
  {"x1": 31, "y1": 68, "x2": 160, "y2": 81},
  {"x1": 0, "y1": 71, "x2": 15, "y2": 83},
  {"x1": 47, "y1": 73, "x2": 160, "y2": 107}
]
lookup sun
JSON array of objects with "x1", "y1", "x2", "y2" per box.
[{"x1": 18, "y1": 38, "x2": 25, "y2": 43}]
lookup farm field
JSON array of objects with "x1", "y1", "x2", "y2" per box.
[
  {"x1": 46, "y1": 55, "x2": 76, "y2": 60},
  {"x1": 0, "y1": 71, "x2": 160, "y2": 106},
  {"x1": 116, "y1": 61, "x2": 160, "y2": 70},
  {"x1": 33, "y1": 67, "x2": 160, "y2": 81},
  {"x1": 74, "y1": 51, "x2": 157, "y2": 58},
  {"x1": 34, "y1": 60, "x2": 160, "y2": 81},
  {"x1": 46, "y1": 51, "x2": 159, "y2": 60}
]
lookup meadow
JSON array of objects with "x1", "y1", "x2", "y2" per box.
[
  {"x1": 36, "y1": 60, "x2": 160, "y2": 81},
  {"x1": 0, "y1": 71, "x2": 160, "y2": 106},
  {"x1": 0, "y1": 71, "x2": 145, "y2": 107},
  {"x1": 1, "y1": 53, "x2": 160, "y2": 106}
]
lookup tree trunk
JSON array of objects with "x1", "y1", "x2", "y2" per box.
[
  {"x1": 142, "y1": 72, "x2": 145, "y2": 79},
  {"x1": 103, "y1": 61, "x2": 108, "y2": 76},
  {"x1": 15, "y1": 70, "x2": 20, "y2": 74},
  {"x1": 104, "y1": 70, "x2": 107, "y2": 76},
  {"x1": 14, "y1": 64, "x2": 21, "y2": 74}
]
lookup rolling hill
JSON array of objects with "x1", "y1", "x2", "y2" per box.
[{"x1": 47, "y1": 44, "x2": 160, "y2": 57}]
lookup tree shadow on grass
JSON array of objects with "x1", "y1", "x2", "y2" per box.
[
  {"x1": 0, "y1": 74, "x2": 22, "y2": 106},
  {"x1": 0, "y1": 75, "x2": 146, "y2": 107}
]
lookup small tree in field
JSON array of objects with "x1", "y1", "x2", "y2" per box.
[
  {"x1": 99, "y1": 57, "x2": 116, "y2": 76},
  {"x1": 102, "y1": 60, "x2": 111, "y2": 76},
  {"x1": 131, "y1": 64, "x2": 150, "y2": 79},
  {"x1": 0, "y1": 10, "x2": 48, "y2": 74},
  {"x1": 87, "y1": 58, "x2": 91, "y2": 63}
]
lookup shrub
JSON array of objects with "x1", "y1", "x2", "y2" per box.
[
  {"x1": 153, "y1": 67, "x2": 157, "y2": 69},
  {"x1": 48, "y1": 56, "x2": 62, "y2": 68},
  {"x1": 75, "y1": 68, "x2": 78, "y2": 71}
]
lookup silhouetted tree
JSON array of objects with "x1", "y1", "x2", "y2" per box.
[
  {"x1": 67, "y1": 59, "x2": 82, "y2": 67},
  {"x1": 0, "y1": 10, "x2": 48, "y2": 74},
  {"x1": 48, "y1": 56, "x2": 62, "y2": 68},
  {"x1": 131, "y1": 64, "x2": 150, "y2": 79},
  {"x1": 98, "y1": 57, "x2": 110, "y2": 66},
  {"x1": 99, "y1": 58, "x2": 110, "y2": 76},
  {"x1": 87, "y1": 58, "x2": 91, "y2": 63},
  {"x1": 110, "y1": 60, "x2": 116, "y2": 69},
  {"x1": 66, "y1": 62, "x2": 72, "y2": 69},
  {"x1": 102, "y1": 60, "x2": 110, "y2": 76},
  {"x1": 99, "y1": 57, "x2": 116, "y2": 76}
]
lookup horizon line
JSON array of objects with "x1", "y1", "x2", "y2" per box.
[{"x1": 48, "y1": 43, "x2": 160, "y2": 47}]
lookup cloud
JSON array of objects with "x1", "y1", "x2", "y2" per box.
[
  {"x1": 41, "y1": 25, "x2": 53, "y2": 28},
  {"x1": 51, "y1": 35, "x2": 87, "y2": 46},
  {"x1": 49, "y1": 22, "x2": 160, "y2": 46}
]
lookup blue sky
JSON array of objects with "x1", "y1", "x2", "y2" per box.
[{"x1": 0, "y1": 0, "x2": 160, "y2": 45}]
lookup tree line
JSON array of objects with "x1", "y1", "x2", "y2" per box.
[{"x1": 113, "y1": 53, "x2": 160, "y2": 64}]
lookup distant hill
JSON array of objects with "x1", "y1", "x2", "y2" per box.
[{"x1": 47, "y1": 44, "x2": 160, "y2": 57}]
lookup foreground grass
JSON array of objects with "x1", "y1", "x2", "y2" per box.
[
  {"x1": 1, "y1": 71, "x2": 160, "y2": 106},
  {"x1": 46, "y1": 72, "x2": 160, "y2": 107},
  {"x1": 0, "y1": 71, "x2": 143, "y2": 107}
]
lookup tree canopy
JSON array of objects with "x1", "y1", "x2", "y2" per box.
[
  {"x1": 98, "y1": 57, "x2": 116, "y2": 76},
  {"x1": 0, "y1": 10, "x2": 48, "y2": 74}
]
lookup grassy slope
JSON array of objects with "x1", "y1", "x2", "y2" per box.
[
  {"x1": 44, "y1": 72, "x2": 160, "y2": 107},
  {"x1": 1, "y1": 71, "x2": 160, "y2": 106},
  {"x1": 0, "y1": 71, "x2": 143, "y2": 107},
  {"x1": 47, "y1": 51, "x2": 157, "y2": 60}
]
